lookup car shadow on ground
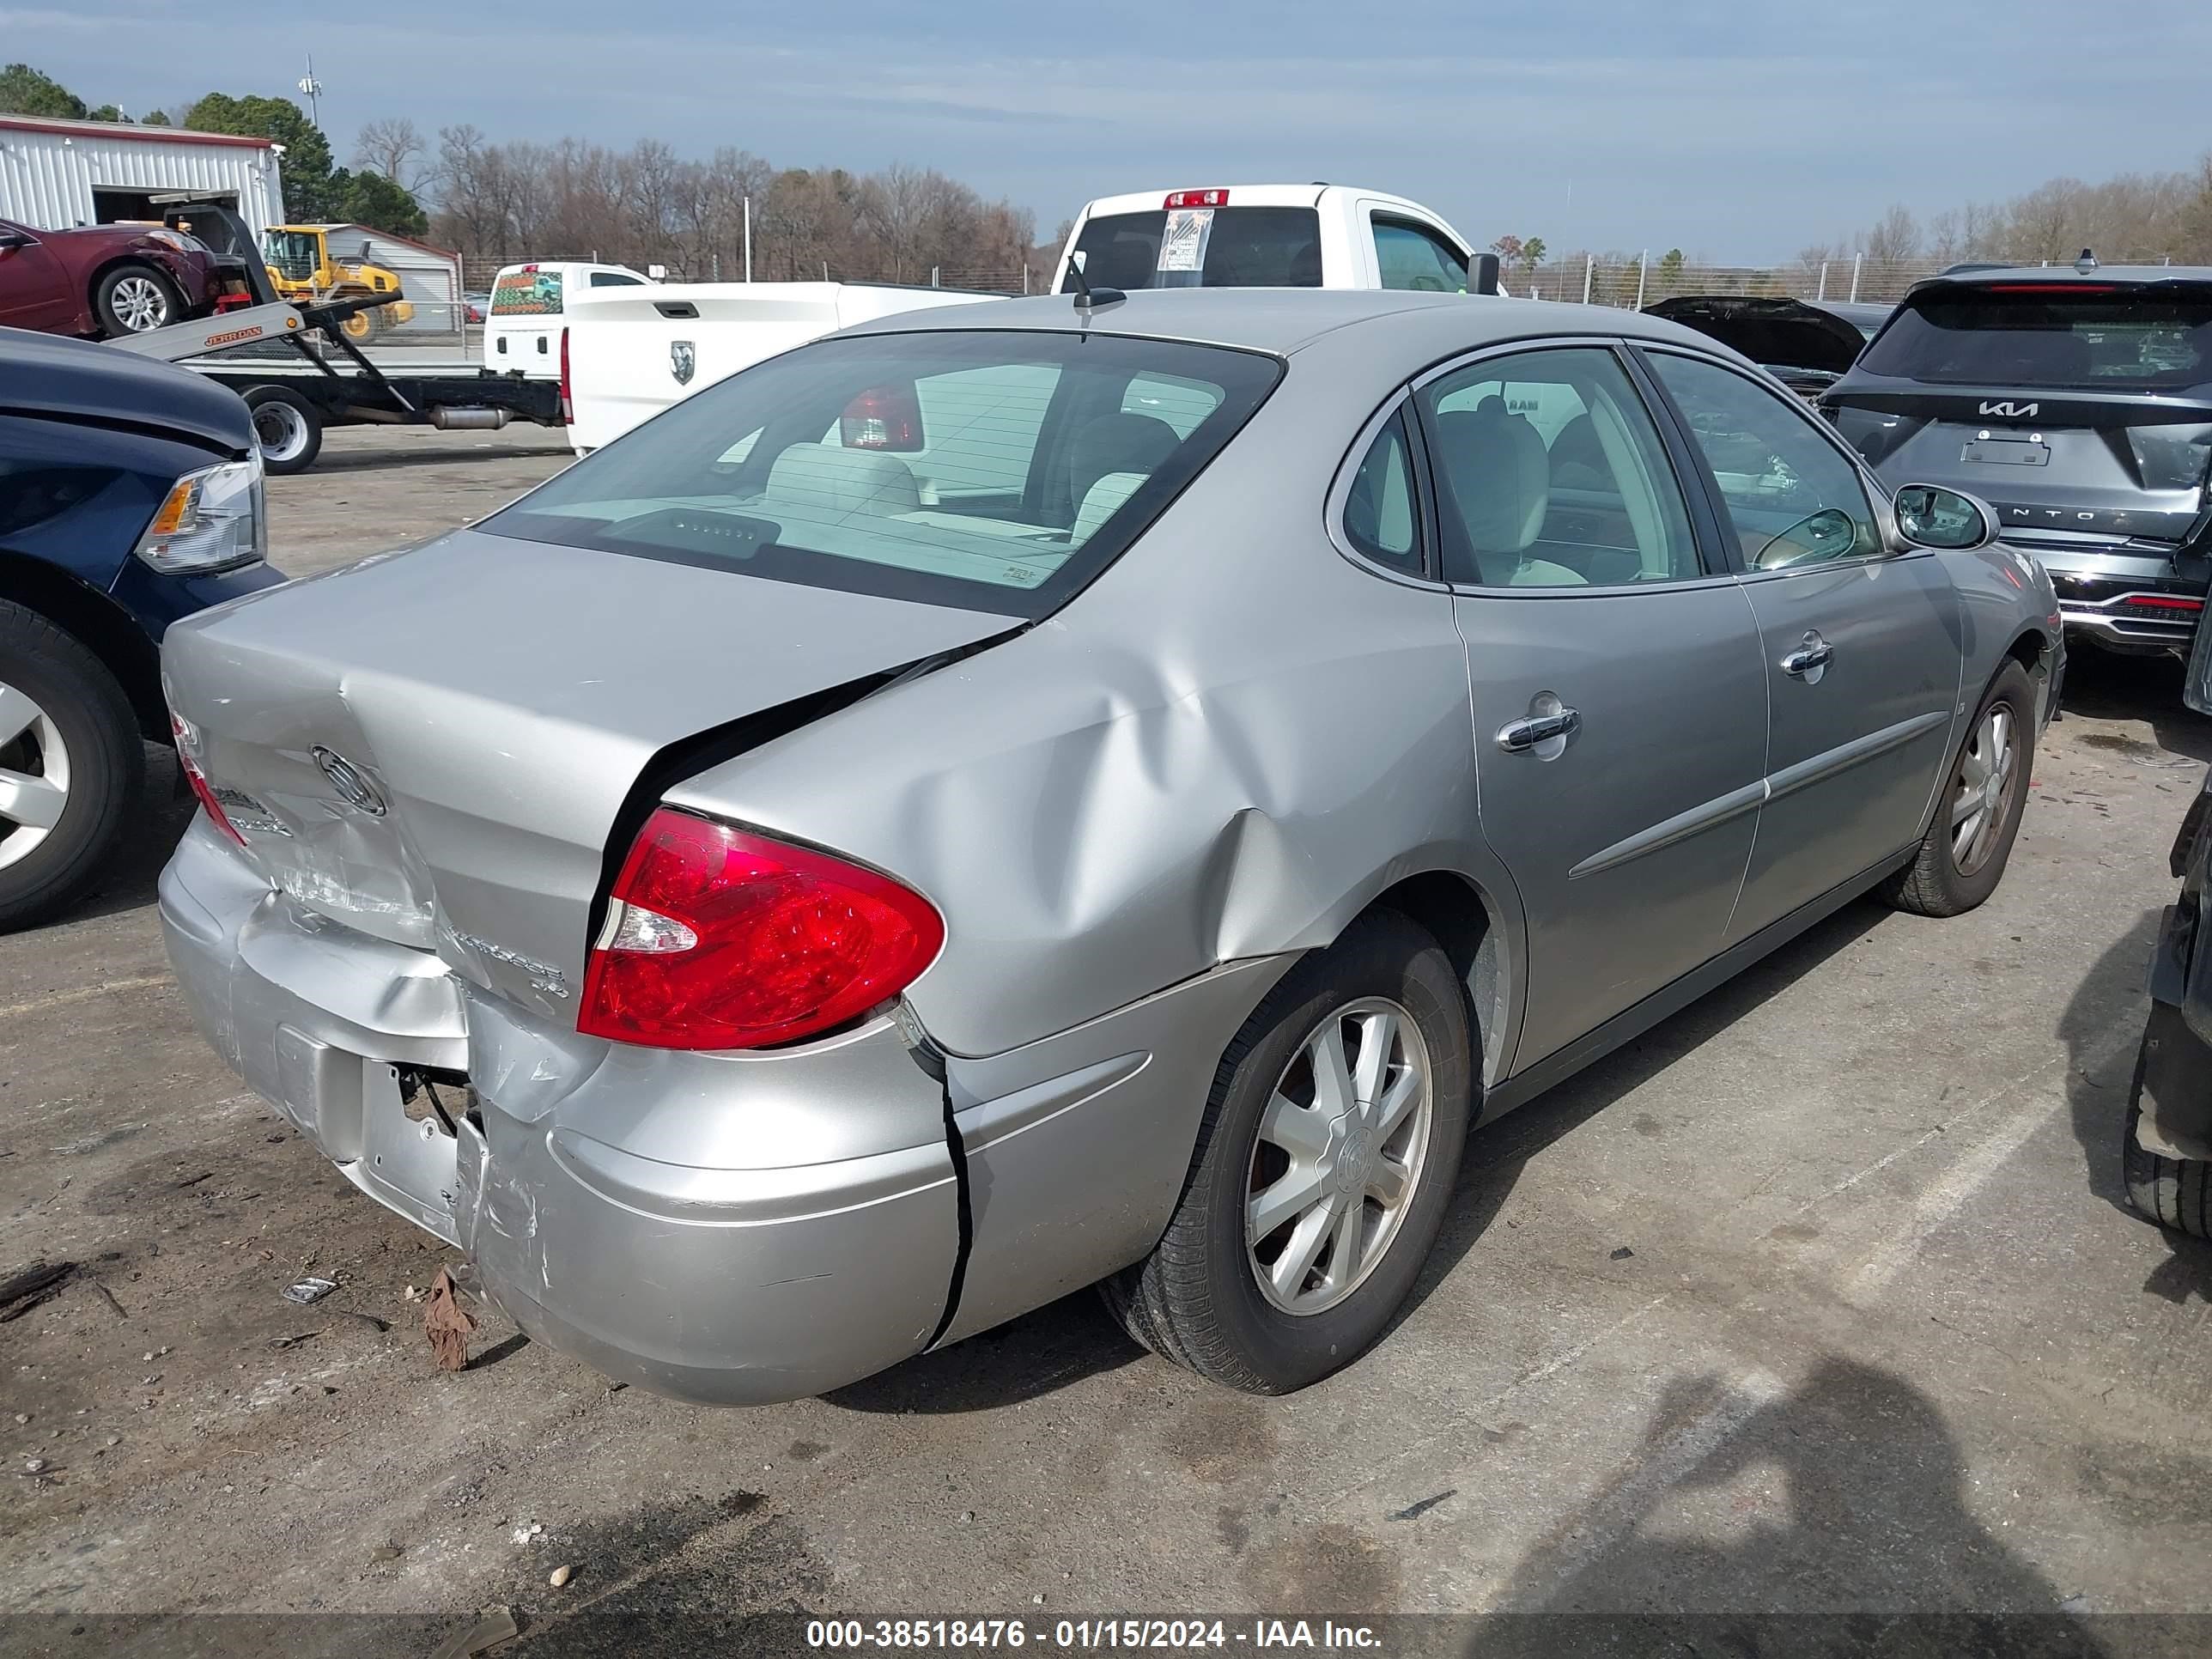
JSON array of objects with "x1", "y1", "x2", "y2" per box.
[
  {"x1": 1473, "y1": 1358, "x2": 2115, "y2": 1654},
  {"x1": 36, "y1": 744, "x2": 194, "y2": 931},
  {"x1": 2062, "y1": 646, "x2": 2212, "y2": 764},
  {"x1": 2062, "y1": 907, "x2": 2212, "y2": 1306},
  {"x1": 833, "y1": 899, "x2": 1893, "y2": 1416}
]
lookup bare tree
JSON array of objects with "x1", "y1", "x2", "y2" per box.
[
  {"x1": 1860, "y1": 204, "x2": 1920, "y2": 267},
  {"x1": 356, "y1": 117, "x2": 429, "y2": 196}
]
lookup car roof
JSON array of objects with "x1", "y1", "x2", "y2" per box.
[
  {"x1": 845, "y1": 288, "x2": 1717, "y2": 359},
  {"x1": 1073, "y1": 183, "x2": 1456, "y2": 224},
  {"x1": 1912, "y1": 264, "x2": 2212, "y2": 289}
]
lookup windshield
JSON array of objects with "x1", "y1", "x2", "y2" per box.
[
  {"x1": 1060, "y1": 208, "x2": 1324, "y2": 291},
  {"x1": 1858, "y1": 286, "x2": 2212, "y2": 390},
  {"x1": 483, "y1": 330, "x2": 1282, "y2": 619},
  {"x1": 261, "y1": 230, "x2": 319, "y2": 282}
]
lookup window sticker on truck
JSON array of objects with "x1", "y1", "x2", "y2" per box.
[
  {"x1": 1157, "y1": 209, "x2": 1215, "y2": 274},
  {"x1": 492, "y1": 270, "x2": 563, "y2": 316}
]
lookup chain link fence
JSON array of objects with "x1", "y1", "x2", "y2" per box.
[{"x1": 1511, "y1": 252, "x2": 2184, "y2": 309}]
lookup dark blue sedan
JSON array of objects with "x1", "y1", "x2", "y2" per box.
[{"x1": 0, "y1": 327, "x2": 283, "y2": 928}]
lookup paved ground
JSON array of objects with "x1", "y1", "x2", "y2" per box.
[{"x1": 4, "y1": 425, "x2": 2211, "y2": 1648}]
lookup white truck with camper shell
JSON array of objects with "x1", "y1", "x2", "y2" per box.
[{"x1": 558, "y1": 184, "x2": 1493, "y2": 453}]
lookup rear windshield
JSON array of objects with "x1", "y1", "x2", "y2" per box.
[
  {"x1": 1858, "y1": 287, "x2": 2212, "y2": 390},
  {"x1": 483, "y1": 330, "x2": 1282, "y2": 619},
  {"x1": 1060, "y1": 208, "x2": 1324, "y2": 291},
  {"x1": 491, "y1": 269, "x2": 562, "y2": 315}
]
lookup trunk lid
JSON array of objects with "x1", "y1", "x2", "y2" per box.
[{"x1": 161, "y1": 527, "x2": 1009, "y2": 1022}]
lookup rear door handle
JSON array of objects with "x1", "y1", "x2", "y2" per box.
[
  {"x1": 1781, "y1": 632, "x2": 1832, "y2": 678},
  {"x1": 1496, "y1": 708, "x2": 1582, "y2": 753}
]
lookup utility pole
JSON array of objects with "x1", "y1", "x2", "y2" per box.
[
  {"x1": 743, "y1": 197, "x2": 752, "y2": 283},
  {"x1": 295, "y1": 55, "x2": 323, "y2": 129}
]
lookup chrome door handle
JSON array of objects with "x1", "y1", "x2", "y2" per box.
[
  {"x1": 1496, "y1": 708, "x2": 1582, "y2": 753},
  {"x1": 1781, "y1": 633, "x2": 1832, "y2": 677}
]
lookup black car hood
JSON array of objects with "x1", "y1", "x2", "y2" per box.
[
  {"x1": 1644, "y1": 296, "x2": 1869, "y2": 378},
  {"x1": 0, "y1": 325, "x2": 250, "y2": 454}
]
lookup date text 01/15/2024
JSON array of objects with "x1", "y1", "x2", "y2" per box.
[{"x1": 804, "y1": 1620, "x2": 1384, "y2": 1650}]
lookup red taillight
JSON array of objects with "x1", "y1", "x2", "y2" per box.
[
  {"x1": 578, "y1": 808, "x2": 944, "y2": 1051},
  {"x1": 2121, "y1": 593, "x2": 2205, "y2": 612},
  {"x1": 1164, "y1": 189, "x2": 1229, "y2": 210},
  {"x1": 557, "y1": 325, "x2": 572, "y2": 425},
  {"x1": 840, "y1": 384, "x2": 924, "y2": 451},
  {"x1": 170, "y1": 714, "x2": 246, "y2": 848}
]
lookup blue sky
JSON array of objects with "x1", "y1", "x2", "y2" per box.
[{"x1": 9, "y1": 0, "x2": 2209, "y2": 258}]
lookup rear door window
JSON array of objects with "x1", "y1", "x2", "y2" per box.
[
  {"x1": 589, "y1": 272, "x2": 644, "y2": 288},
  {"x1": 1419, "y1": 347, "x2": 1702, "y2": 586},
  {"x1": 485, "y1": 331, "x2": 1280, "y2": 619},
  {"x1": 491, "y1": 270, "x2": 563, "y2": 315},
  {"x1": 1858, "y1": 287, "x2": 2212, "y2": 389},
  {"x1": 1063, "y1": 208, "x2": 1324, "y2": 291}
]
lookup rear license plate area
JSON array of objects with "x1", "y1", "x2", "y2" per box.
[{"x1": 1961, "y1": 438, "x2": 2050, "y2": 465}]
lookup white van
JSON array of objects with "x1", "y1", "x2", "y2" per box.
[
  {"x1": 482, "y1": 261, "x2": 653, "y2": 379},
  {"x1": 1054, "y1": 184, "x2": 1486, "y2": 295}
]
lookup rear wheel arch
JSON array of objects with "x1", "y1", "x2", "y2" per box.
[
  {"x1": 0, "y1": 554, "x2": 164, "y2": 738},
  {"x1": 1359, "y1": 867, "x2": 1511, "y2": 1089},
  {"x1": 2003, "y1": 624, "x2": 2052, "y2": 682}
]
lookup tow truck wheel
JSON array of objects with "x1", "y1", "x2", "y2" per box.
[{"x1": 244, "y1": 386, "x2": 323, "y2": 475}]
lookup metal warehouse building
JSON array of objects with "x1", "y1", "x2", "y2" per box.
[
  {"x1": 0, "y1": 115, "x2": 285, "y2": 234},
  {"x1": 313, "y1": 223, "x2": 465, "y2": 330}
]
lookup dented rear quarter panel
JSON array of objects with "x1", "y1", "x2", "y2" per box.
[{"x1": 665, "y1": 324, "x2": 1526, "y2": 1062}]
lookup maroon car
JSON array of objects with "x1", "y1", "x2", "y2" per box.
[{"x1": 0, "y1": 216, "x2": 240, "y2": 339}]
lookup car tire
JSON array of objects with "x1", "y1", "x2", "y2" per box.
[
  {"x1": 93, "y1": 262, "x2": 181, "y2": 337},
  {"x1": 0, "y1": 599, "x2": 144, "y2": 932},
  {"x1": 2124, "y1": 1024, "x2": 2212, "y2": 1240},
  {"x1": 1101, "y1": 909, "x2": 1474, "y2": 1394},
  {"x1": 1882, "y1": 659, "x2": 2034, "y2": 918},
  {"x1": 244, "y1": 386, "x2": 324, "y2": 475}
]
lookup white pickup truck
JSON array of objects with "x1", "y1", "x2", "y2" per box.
[
  {"x1": 1054, "y1": 184, "x2": 1488, "y2": 295},
  {"x1": 562, "y1": 184, "x2": 1492, "y2": 453},
  {"x1": 562, "y1": 283, "x2": 996, "y2": 453}
]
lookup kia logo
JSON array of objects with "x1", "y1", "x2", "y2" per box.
[{"x1": 1979, "y1": 400, "x2": 2039, "y2": 419}]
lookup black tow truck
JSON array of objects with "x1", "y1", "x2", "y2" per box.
[{"x1": 102, "y1": 203, "x2": 564, "y2": 474}]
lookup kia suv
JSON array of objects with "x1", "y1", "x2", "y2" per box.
[{"x1": 1823, "y1": 264, "x2": 2212, "y2": 657}]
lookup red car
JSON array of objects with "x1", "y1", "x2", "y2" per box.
[{"x1": 0, "y1": 216, "x2": 240, "y2": 339}]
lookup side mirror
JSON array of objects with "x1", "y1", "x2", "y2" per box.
[
  {"x1": 1472, "y1": 252, "x2": 1502, "y2": 296},
  {"x1": 0, "y1": 228, "x2": 31, "y2": 251},
  {"x1": 1893, "y1": 484, "x2": 1996, "y2": 552}
]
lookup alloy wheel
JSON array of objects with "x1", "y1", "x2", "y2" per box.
[
  {"x1": 1245, "y1": 996, "x2": 1434, "y2": 1315},
  {"x1": 111, "y1": 275, "x2": 170, "y2": 331},
  {"x1": 1951, "y1": 701, "x2": 2016, "y2": 877},
  {"x1": 0, "y1": 681, "x2": 70, "y2": 871}
]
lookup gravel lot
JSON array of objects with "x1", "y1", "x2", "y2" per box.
[{"x1": 3, "y1": 425, "x2": 2211, "y2": 1650}]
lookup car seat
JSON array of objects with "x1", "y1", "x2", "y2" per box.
[
  {"x1": 764, "y1": 443, "x2": 921, "y2": 518},
  {"x1": 1432, "y1": 406, "x2": 1584, "y2": 585},
  {"x1": 1068, "y1": 412, "x2": 1181, "y2": 514}
]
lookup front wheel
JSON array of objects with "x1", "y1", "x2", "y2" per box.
[
  {"x1": 1102, "y1": 910, "x2": 1474, "y2": 1394},
  {"x1": 94, "y1": 262, "x2": 180, "y2": 336},
  {"x1": 1882, "y1": 659, "x2": 2034, "y2": 917},
  {"x1": 0, "y1": 600, "x2": 143, "y2": 931}
]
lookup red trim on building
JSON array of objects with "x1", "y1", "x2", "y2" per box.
[{"x1": 0, "y1": 116, "x2": 274, "y2": 150}]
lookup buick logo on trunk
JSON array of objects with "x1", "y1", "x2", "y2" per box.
[
  {"x1": 313, "y1": 746, "x2": 386, "y2": 817},
  {"x1": 670, "y1": 340, "x2": 696, "y2": 386}
]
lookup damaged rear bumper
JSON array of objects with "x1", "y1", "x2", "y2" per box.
[{"x1": 158, "y1": 820, "x2": 1286, "y2": 1403}]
